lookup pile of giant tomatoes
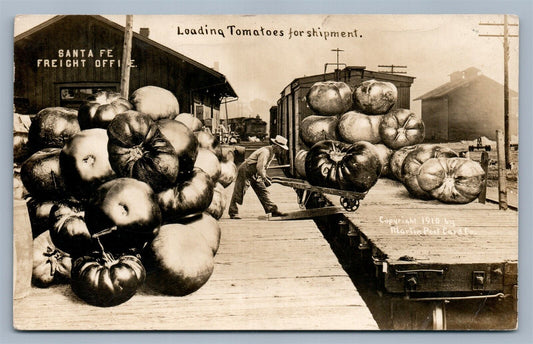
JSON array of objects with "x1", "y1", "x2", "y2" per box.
[
  {"x1": 389, "y1": 144, "x2": 486, "y2": 204},
  {"x1": 20, "y1": 86, "x2": 238, "y2": 307},
  {"x1": 297, "y1": 81, "x2": 485, "y2": 204}
]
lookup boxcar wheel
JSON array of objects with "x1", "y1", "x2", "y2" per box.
[{"x1": 340, "y1": 197, "x2": 360, "y2": 212}]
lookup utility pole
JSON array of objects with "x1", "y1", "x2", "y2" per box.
[
  {"x1": 503, "y1": 15, "x2": 510, "y2": 170},
  {"x1": 479, "y1": 15, "x2": 518, "y2": 169},
  {"x1": 378, "y1": 64, "x2": 407, "y2": 74},
  {"x1": 120, "y1": 15, "x2": 134, "y2": 99},
  {"x1": 329, "y1": 48, "x2": 345, "y2": 81},
  {"x1": 331, "y1": 48, "x2": 344, "y2": 70},
  {"x1": 225, "y1": 100, "x2": 229, "y2": 126}
]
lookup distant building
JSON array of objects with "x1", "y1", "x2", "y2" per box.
[
  {"x1": 414, "y1": 67, "x2": 518, "y2": 142},
  {"x1": 14, "y1": 15, "x2": 237, "y2": 130}
]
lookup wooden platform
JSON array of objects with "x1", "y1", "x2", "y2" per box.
[
  {"x1": 13, "y1": 184, "x2": 378, "y2": 330},
  {"x1": 485, "y1": 186, "x2": 518, "y2": 210}
]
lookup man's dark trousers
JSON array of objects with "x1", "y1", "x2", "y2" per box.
[{"x1": 228, "y1": 162, "x2": 278, "y2": 216}]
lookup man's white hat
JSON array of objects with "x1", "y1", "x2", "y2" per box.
[{"x1": 271, "y1": 135, "x2": 289, "y2": 150}]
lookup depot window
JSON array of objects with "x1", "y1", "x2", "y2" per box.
[{"x1": 58, "y1": 84, "x2": 118, "y2": 109}]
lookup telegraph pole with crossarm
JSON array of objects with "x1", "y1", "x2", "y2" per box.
[
  {"x1": 324, "y1": 48, "x2": 347, "y2": 80},
  {"x1": 479, "y1": 15, "x2": 518, "y2": 169},
  {"x1": 332, "y1": 48, "x2": 344, "y2": 70}
]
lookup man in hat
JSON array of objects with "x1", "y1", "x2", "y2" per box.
[{"x1": 228, "y1": 135, "x2": 289, "y2": 219}]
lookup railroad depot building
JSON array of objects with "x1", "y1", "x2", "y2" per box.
[
  {"x1": 414, "y1": 67, "x2": 518, "y2": 142},
  {"x1": 14, "y1": 15, "x2": 237, "y2": 129}
]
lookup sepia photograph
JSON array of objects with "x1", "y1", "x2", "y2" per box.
[{"x1": 12, "y1": 14, "x2": 519, "y2": 331}]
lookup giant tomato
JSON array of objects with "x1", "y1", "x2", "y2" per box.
[
  {"x1": 78, "y1": 91, "x2": 133, "y2": 129},
  {"x1": 107, "y1": 111, "x2": 180, "y2": 192},
  {"x1": 71, "y1": 252, "x2": 145, "y2": 307},
  {"x1": 417, "y1": 157, "x2": 485, "y2": 204},
  {"x1": 85, "y1": 178, "x2": 162, "y2": 254},
  {"x1": 157, "y1": 168, "x2": 214, "y2": 223},
  {"x1": 379, "y1": 109, "x2": 425, "y2": 149},
  {"x1": 305, "y1": 140, "x2": 381, "y2": 193},
  {"x1": 402, "y1": 144, "x2": 459, "y2": 199}
]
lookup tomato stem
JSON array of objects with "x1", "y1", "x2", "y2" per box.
[
  {"x1": 130, "y1": 145, "x2": 144, "y2": 160},
  {"x1": 331, "y1": 141, "x2": 337, "y2": 153},
  {"x1": 329, "y1": 141, "x2": 345, "y2": 163},
  {"x1": 50, "y1": 170, "x2": 57, "y2": 189},
  {"x1": 95, "y1": 236, "x2": 105, "y2": 254},
  {"x1": 92, "y1": 226, "x2": 118, "y2": 238},
  {"x1": 95, "y1": 236, "x2": 116, "y2": 263},
  {"x1": 44, "y1": 246, "x2": 65, "y2": 276}
]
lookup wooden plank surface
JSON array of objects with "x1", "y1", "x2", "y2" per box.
[
  {"x1": 13, "y1": 183, "x2": 378, "y2": 330},
  {"x1": 325, "y1": 178, "x2": 518, "y2": 265}
]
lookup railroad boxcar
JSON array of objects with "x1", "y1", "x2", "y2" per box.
[
  {"x1": 269, "y1": 106, "x2": 278, "y2": 139},
  {"x1": 229, "y1": 116, "x2": 268, "y2": 141},
  {"x1": 275, "y1": 66, "x2": 415, "y2": 176}
]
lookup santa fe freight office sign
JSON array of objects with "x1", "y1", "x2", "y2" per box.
[{"x1": 36, "y1": 48, "x2": 137, "y2": 68}]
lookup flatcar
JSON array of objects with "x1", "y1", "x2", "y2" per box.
[{"x1": 271, "y1": 67, "x2": 518, "y2": 331}]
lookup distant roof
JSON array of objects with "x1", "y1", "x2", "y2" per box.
[
  {"x1": 15, "y1": 15, "x2": 237, "y2": 98},
  {"x1": 414, "y1": 69, "x2": 517, "y2": 101},
  {"x1": 284, "y1": 66, "x2": 415, "y2": 92}
]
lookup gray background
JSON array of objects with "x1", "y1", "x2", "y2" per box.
[{"x1": 2, "y1": 0, "x2": 531, "y2": 342}]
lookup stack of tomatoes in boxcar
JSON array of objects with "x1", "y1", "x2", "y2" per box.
[
  {"x1": 296, "y1": 80, "x2": 485, "y2": 204},
  {"x1": 19, "y1": 86, "x2": 237, "y2": 307}
]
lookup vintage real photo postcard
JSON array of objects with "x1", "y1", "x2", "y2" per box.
[{"x1": 12, "y1": 14, "x2": 518, "y2": 330}]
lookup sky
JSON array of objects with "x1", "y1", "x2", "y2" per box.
[{"x1": 14, "y1": 14, "x2": 519, "y2": 121}]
